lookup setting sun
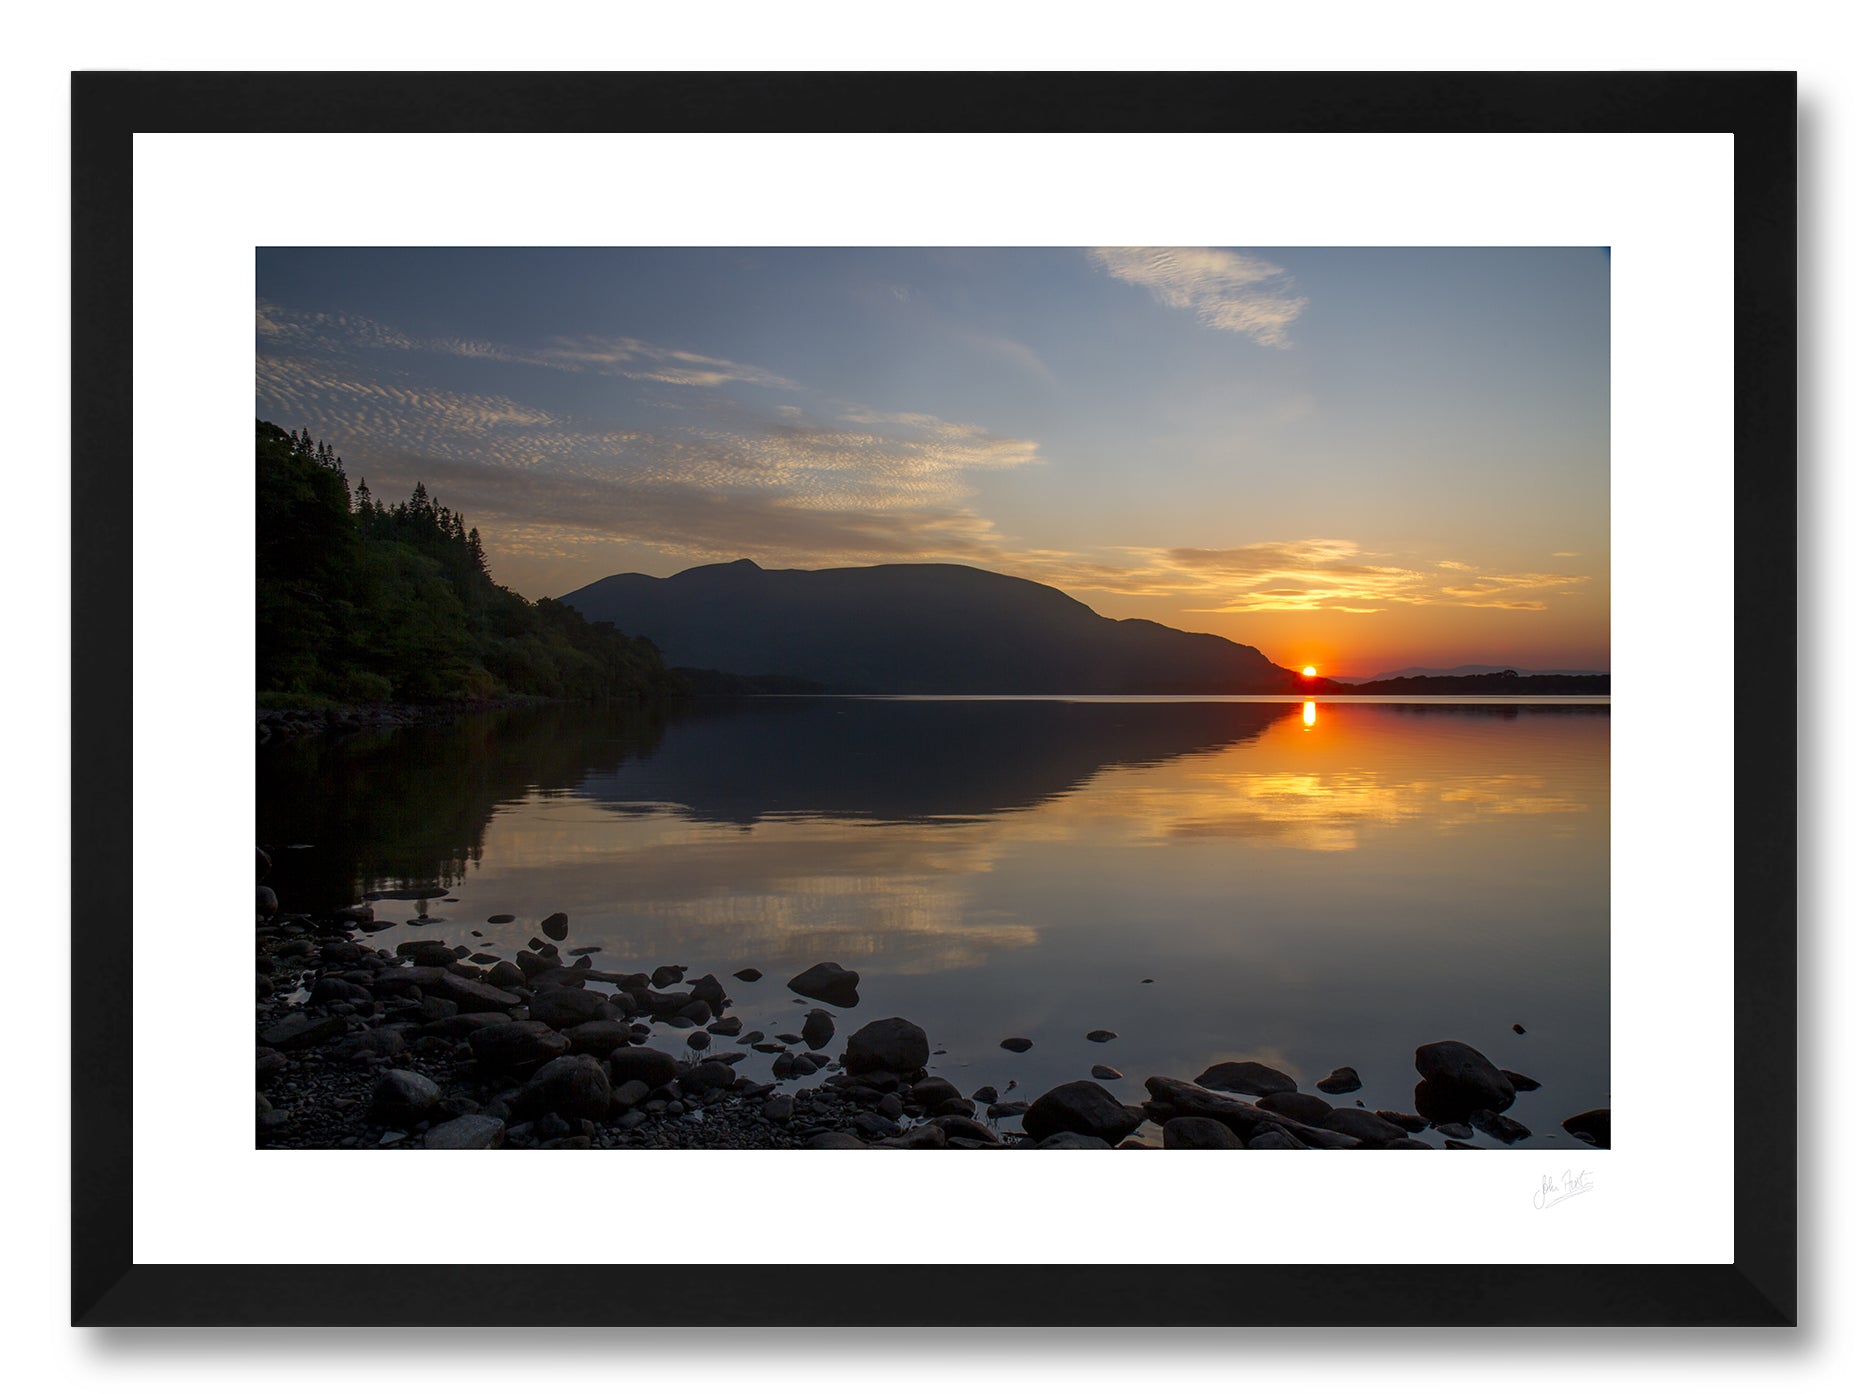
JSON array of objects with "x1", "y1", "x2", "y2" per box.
[{"x1": 1302, "y1": 665, "x2": 1318, "y2": 677}]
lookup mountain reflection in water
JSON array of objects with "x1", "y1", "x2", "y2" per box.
[{"x1": 257, "y1": 697, "x2": 1609, "y2": 1149}]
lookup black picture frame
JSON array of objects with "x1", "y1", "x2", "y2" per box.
[{"x1": 72, "y1": 70, "x2": 1797, "y2": 1327}]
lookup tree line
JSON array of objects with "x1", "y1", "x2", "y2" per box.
[{"x1": 256, "y1": 420, "x2": 686, "y2": 706}]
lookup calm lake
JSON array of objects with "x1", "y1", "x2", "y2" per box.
[{"x1": 258, "y1": 696, "x2": 1610, "y2": 1149}]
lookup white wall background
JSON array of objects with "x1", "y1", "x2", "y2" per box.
[{"x1": 5, "y1": 1, "x2": 1846, "y2": 1389}]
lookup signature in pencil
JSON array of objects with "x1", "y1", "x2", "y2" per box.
[{"x1": 1533, "y1": 1169, "x2": 1597, "y2": 1210}]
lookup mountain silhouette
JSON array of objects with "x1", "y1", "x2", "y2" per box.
[{"x1": 560, "y1": 560, "x2": 1313, "y2": 694}]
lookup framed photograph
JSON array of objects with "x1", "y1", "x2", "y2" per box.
[{"x1": 73, "y1": 71, "x2": 1795, "y2": 1325}]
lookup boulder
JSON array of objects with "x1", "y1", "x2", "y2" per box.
[
  {"x1": 612, "y1": 1079, "x2": 650, "y2": 1109},
  {"x1": 1317, "y1": 1108, "x2": 1408, "y2": 1146},
  {"x1": 467, "y1": 1020, "x2": 568, "y2": 1069},
  {"x1": 935, "y1": 1117, "x2": 1001, "y2": 1145},
  {"x1": 683, "y1": 1059, "x2": 736, "y2": 1091},
  {"x1": 1562, "y1": 1108, "x2": 1611, "y2": 1148},
  {"x1": 732, "y1": 968, "x2": 763, "y2": 982},
  {"x1": 1035, "y1": 1132, "x2": 1112, "y2": 1149},
  {"x1": 844, "y1": 1017, "x2": 930, "y2": 1076},
  {"x1": 528, "y1": 987, "x2": 609, "y2": 1029},
  {"x1": 424, "y1": 972, "x2": 522, "y2": 1014},
  {"x1": 564, "y1": 1020, "x2": 635, "y2": 1056},
  {"x1": 1257, "y1": 1091, "x2": 1333, "y2": 1124},
  {"x1": 397, "y1": 940, "x2": 461, "y2": 967},
  {"x1": 403, "y1": 1012, "x2": 510, "y2": 1043},
  {"x1": 1022, "y1": 1080, "x2": 1144, "y2": 1144},
  {"x1": 1086, "y1": 1030, "x2": 1118, "y2": 1043},
  {"x1": 885, "y1": 1125, "x2": 947, "y2": 1149},
  {"x1": 801, "y1": 1009, "x2": 835, "y2": 1050},
  {"x1": 1502, "y1": 1069, "x2": 1542, "y2": 1093},
  {"x1": 540, "y1": 912, "x2": 570, "y2": 940},
  {"x1": 423, "y1": 1114, "x2": 506, "y2": 1149},
  {"x1": 1091, "y1": 1065, "x2": 1123, "y2": 1081},
  {"x1": 257, "y1": 886, "x2": 278, "y2": 918},
  {"x1": 1247, "y1": 1128, "x2": 1307, "y2": 1150},
  {"x1": 685, "y1": 973, "x2": 727, "y2": 1007},
  {"x1": 486, "y1": 961, "x2": 524, "y2": 990},
  {"x1": 606, "y1": 1046, "x2": 679, "y2": 1089},
  {"x1": 1194, "y1": 1061, "x2": 1297, "y2": 1096},
  {"x1": 327, "y1": 1026, "x2": 407, "y2": 1060},
  {"x1": 370, "y1": 1069, "x2": 443, "y2": 1124},
  {"x1": 517, "y1": 1055, "x2": 611, "y2": 1122},
  {"x1": 1413, "y1": 1040, "x2": 1516, "y2": 1118},
  {"x1": 1315, "y1": 1066, "x2": 1362, "y2": 1095},
  {"x1": 1145, "y1": 1077, "x2": 1361, "y2": 1149},
  {"x1": 259, "y1": 1014, "x2": 346, "y2": 1052},
  {"x1": 787, "y1": 962, "x2": 860, "y2": 1008},
  {"x1": 1164, "y1": 1116, "x2": 1244, "y2": 1149},
  {"x1": 910, "y1": 1077, "x2": 964, "y2": 1109},
  {"x1": 806, "y1": 1131, "x2": 868, "y2": 1148},
  {"x1": 1000, "y1": 1037, "x2": 1034, "y2": 1053},
  {"x1": 1469, "y1": 1109, "x2": 1533, "y2": 1145}
]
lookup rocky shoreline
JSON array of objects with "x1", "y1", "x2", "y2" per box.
[{"x1": 256, "y1": 890, "x2": 1611, "y2": 1152}]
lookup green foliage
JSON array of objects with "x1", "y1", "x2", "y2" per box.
[{"x1": 255, "y1": 420, "x2": 685, "y2": 706}]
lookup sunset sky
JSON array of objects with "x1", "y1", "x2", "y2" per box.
[{"x1": 256, "y1": 246, "x2": 1608, "y2": 676}]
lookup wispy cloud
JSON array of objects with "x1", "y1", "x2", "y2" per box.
[
  {"x1": 1001, "y1": 540, "x2": 1589, "y2": 617},
  {"x1": 259, "y1": 301, "x2": 798, "y2": 391},
  {"x1": 1088, "y1": 247, "x2": 1307, "y2": 347},
  {"x1": 256, "y1": 301, "x2": 1041, "y2": 571}
]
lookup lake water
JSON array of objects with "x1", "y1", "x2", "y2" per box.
[{"x1": 258, "y1": 696, "x2": 1610, "y2": 1148}]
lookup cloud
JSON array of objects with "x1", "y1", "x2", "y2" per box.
[
  {"x1": 523, "y1": 337, "x2": 800, "y2": 390},
  {"x1": 1088, "y1": 247, "x2": 1307, "y2": 346},
  {"x1": 1437, "y1": 559, "x2": 1474, "y2": 571},
  {"x1": 1005, "y1": 539, "x2": 1589, "y2": 617},
  {"x1": 257, "y1": 301, "x2": 1045, "y2": 571},
  {"x1": 259, "y1": 300, "x2": 798, "y2": 391}
]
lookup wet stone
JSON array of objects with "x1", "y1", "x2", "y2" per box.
[{"x1": 1315, "y1": 1066, "x2": 1363, "y2": 1095}]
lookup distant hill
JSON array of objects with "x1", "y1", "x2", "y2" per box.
[
  {"x1": 1337, "y1": 663, "x2": 1610, "y2": 683},
  {"x1": 560, "y1": 559, "x2": 1318, "y2": 695},
  {"x1": 1338, "y1": 671, "x2": 1609, "y2": 697}
]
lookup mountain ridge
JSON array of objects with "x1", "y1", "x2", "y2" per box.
[{"x1": 560, "y1": 559, "x2": 1322, "y2": 695}]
